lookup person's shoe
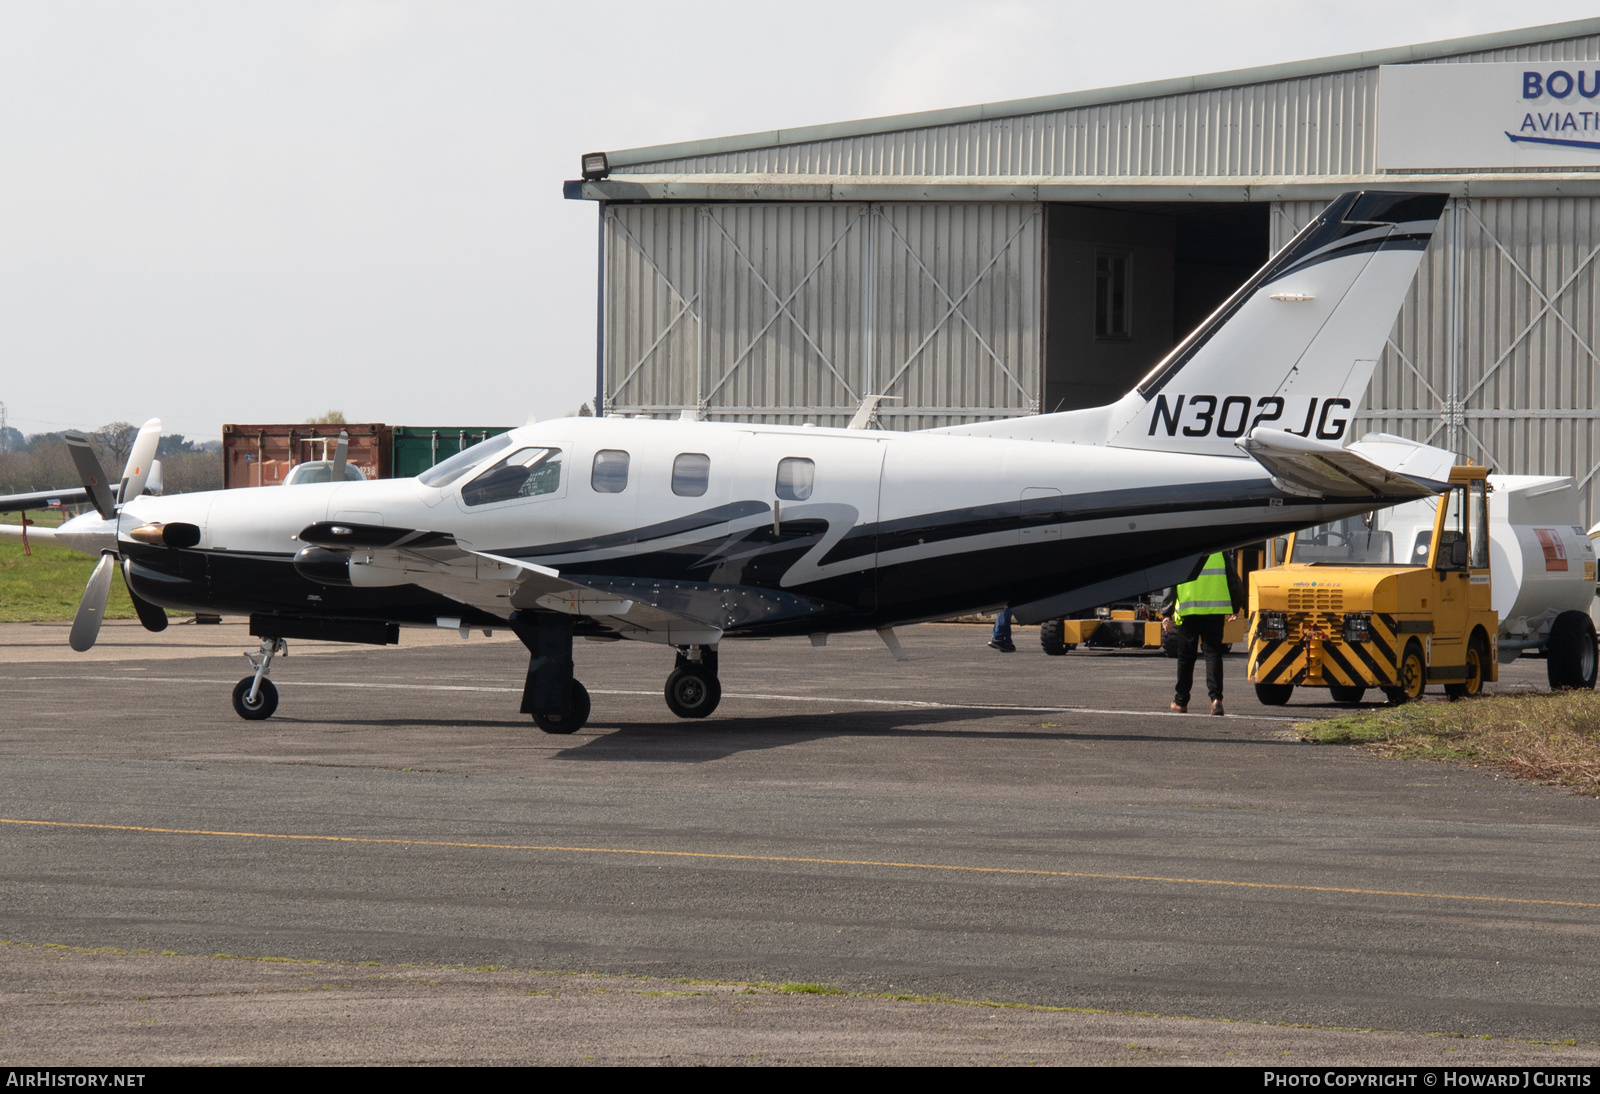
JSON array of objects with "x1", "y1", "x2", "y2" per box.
[
  {"x1": 1170, "y1": 701, "x2": 1187, "y2": 713},
  {"x1": 987, "y1": 639, "x2": 1016, "y2": 653},
  {"x1": 1211, "y1": 699, "x2": 1225, "y2": 716}
]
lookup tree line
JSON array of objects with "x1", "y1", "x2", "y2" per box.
[{"x1": 0, "y1": 422, "x2": 222, "y2": 496}]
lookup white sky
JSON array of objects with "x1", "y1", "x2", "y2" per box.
[{"x1": 0, "y1": 0, "x2": 1587, "y2": 439}]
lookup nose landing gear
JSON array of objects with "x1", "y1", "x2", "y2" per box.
[
  {"x1": 665, "y1": 647, "x2": 720, "y2": 718},
  {"x1": 232, "y1": 637, "x2": 286, "y2": 720}
]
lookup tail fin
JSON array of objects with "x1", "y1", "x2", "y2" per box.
[{"x1": 937, "y1": 191, "x2": 1447, "y2": 452}]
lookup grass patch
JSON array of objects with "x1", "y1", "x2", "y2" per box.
[
  {"x1": 1298, "y1": 691, "x2": 1600, "y2": 795},
  {"x1": 778, "y1": 982, "x2": 842, "y2": 995},
  {"x1": 0, "y1": 511, "x2": 185, "y2": 623}
]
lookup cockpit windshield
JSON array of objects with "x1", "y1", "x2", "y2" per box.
[
  {"x1": 416, "y1": 433, "x2": 516, "y2": 488},
  {"x1": 1289, "y1": 516, "x2": 1395, "y2": 565}
]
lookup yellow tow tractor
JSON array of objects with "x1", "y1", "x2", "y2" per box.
[{"x1": 1248, "y1": 465, "x2": 1497, "y2": 705}]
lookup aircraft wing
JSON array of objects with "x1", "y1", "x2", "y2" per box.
[
  {"x1": 0, "y1": 488, "x2": 88, "y2": 514},
  {"x1": 1237, "y1": 428, "x2": 1447, "y2": 500},
  {"x1": 298, "y1": 521, "x2": 830, "y2": 643}
]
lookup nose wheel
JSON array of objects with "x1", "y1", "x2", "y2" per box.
[
  {"x1": 233, "y1": 637, "x2": 286, "y2": 720},
  {"x1": 665, "y1": 647, "x2": 721, "y2": 718},
  {"x1": 232, "y1": 677, "x2": 279, "y2": 720}
]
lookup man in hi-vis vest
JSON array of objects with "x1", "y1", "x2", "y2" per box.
[{"x1": 1159, "y1": 551, "x2": 1246, "y2": 715}]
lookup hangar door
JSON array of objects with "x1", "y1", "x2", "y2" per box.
[
  {"x1": 1275, "y1": 198, "x2": 1600, "y2": 527},
  {"x1": 603, "y1": 202, "x2": 1042, "y2": 431}
]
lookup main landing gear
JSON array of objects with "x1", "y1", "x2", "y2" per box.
[
  {"x1": 665, "y1": 647, "x2": 721, "y2": 718},
  {"x1": 232, "y1": 637, "x2": 287, "y2": 720},
  {"x1": 509, "y1": 611, "x2": 591, "y2": 734}
]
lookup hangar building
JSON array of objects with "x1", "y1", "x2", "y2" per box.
[{"x1": 566, "y1": 18, "x2": 1600, "y2": 524}]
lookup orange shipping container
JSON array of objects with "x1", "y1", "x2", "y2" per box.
[{"x1": 222, "y1": 423, "x2": 393, "y2": 489}]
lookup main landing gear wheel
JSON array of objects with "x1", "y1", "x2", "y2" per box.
[
  {"x1": 232, "y1": 677, "x2": 279, "y2": 721},
  {"x1": 533, "y1": 680, "x2": 591, "y2": 735},
  {"x1": 665, "y1": 665, "x2": 721, "y2": 719}
]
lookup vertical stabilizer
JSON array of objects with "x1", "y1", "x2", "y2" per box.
[{"x1": 933, "y1": 192, "x2": 1447, "y2": 450}]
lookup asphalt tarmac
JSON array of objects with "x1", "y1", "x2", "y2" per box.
[{"x1": 2, "y1": 619, "x2": 1598, "y2": 1065}]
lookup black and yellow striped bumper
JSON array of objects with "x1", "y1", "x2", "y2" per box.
[{"x1": 1248, "y1": 612, "x2": 1403, "y2": 688}]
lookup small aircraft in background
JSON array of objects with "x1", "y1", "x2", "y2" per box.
[{"x1": 1, "y1": 191, "x2": 1458, "y2": 732}]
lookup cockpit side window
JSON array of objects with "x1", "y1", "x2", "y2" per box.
[
  {"x1": 418, "y1": 433, "x2": 515, "y2": 488},
  {"x1": 672, "y1": 453, "x2": 710, "y2": 497},
  {"x1": 592, "y1": 449, "x2": 630, "y2": 494},
  {"x1": 460, "y1": 448, "x2": 563, "y2": 506}
]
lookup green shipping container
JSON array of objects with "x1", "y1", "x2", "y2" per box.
[{"x1": 391, "y1": 426, "x2": 513, "y2": 479}]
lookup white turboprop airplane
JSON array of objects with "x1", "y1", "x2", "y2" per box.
[{"x1": 1, "y1": 190, "x2": 1460, "y2": 732}]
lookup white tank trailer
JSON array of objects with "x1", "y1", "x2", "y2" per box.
[{"x1": 1365, "y1": 475, "x2": 1598, "y2": 689}]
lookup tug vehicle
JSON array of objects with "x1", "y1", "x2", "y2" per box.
[{"x1": 1248, "y1": 466, "x2": 1499, "y2": 705}]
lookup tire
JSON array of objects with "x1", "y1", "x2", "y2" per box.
[
  {"x1": 533, "y1": 680, "x2": 591, "y2": 734},
  {"x1": 1328, "y1": 684, "x2": 1366, "y2": 705},
  {"x1": 1546, "y1": 611, "x2": 1599, "y2": 691},
  {"x1": 1446, "y1": 634, "x2": 1489, "y2": 700},
  {"x1": 665, "y1": 666, "x2": 721, "y2": 719},
  {"x1": 1254, "y1": 683, "x2": 1294, "y2": 706},
  {"x1": 231, "y1": 677, "x2": 278, "y2": 721},
  {"x1": 1385, "y1": 642, "x2": 1427, "y2": 705},
  {"x1": 1039, "y1": 618, "x2": 1069, "y2": 656}
]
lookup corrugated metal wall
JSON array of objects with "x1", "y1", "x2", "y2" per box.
[
  {"x1": 615, "y1": 38, "x2": 1600, "y2": 180},
  {"x1": 1275, "y1": 198, "x2": 1600, "y2": 527},
  {"x1": 605, "y1": 203, "x2": 1041, "y2": 429}
]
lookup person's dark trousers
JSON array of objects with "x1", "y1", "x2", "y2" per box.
[{"x1": 1175, "y1": 615, "x2": 1228, "y2": 705}]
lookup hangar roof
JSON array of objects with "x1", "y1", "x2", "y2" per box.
[{"x1": 569, "y1": 17, "x2": 1600, "y2": 203}]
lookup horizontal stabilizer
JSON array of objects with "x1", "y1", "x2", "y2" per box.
[{"x1": 1237, "y1": 428, "x2": 1446, "y2": 500}]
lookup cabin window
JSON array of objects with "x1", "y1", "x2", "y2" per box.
[
  {"x1": 1094, "y1": 251, "x2": 1131, "y2": 340},
  {"x1": 775, "y1": 457, "x2": 814, "y2": 501},
  {"x1": 460, "y1": 447, "x2": 562, "y2": 506},
  {"x1": 672, "y1": 453, "x2": 710, "y2": 497},
  {"x1": 591, "y1": 449, "x2": 630, "y2": 493}
]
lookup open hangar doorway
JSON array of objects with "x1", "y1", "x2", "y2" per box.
[{"x1": 1042, "y1": 202, "x2": 1270, "y2": 413}]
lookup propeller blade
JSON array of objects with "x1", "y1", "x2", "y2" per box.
[
  {"x1": 69, "y1": 552, "x2": 117, "y2": 652},
  {"x1": 64, "y1": 432, "x2": 117, "y2": 520},
  {"x1": 118, "y1": 418, "x2": 163, "y2": 503},
  {"x1": 144, "y1": 459, "x2": 163, "y2": 496},
  {"x1": 332, "y1": 430, "x2": 349, "y2": 482}
]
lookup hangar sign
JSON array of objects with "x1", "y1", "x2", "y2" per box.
[{"x1": 1378, "y1": 62, "x2": 1600, "y2": 169}]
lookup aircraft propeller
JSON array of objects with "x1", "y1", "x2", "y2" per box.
[{"x1": 61, "y1": 419, "x2": 165, "y2": 651}]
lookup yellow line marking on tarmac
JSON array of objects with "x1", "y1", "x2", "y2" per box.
[{"x1": 2, "y1": 817, "x2": 1593, "y2": 910}]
